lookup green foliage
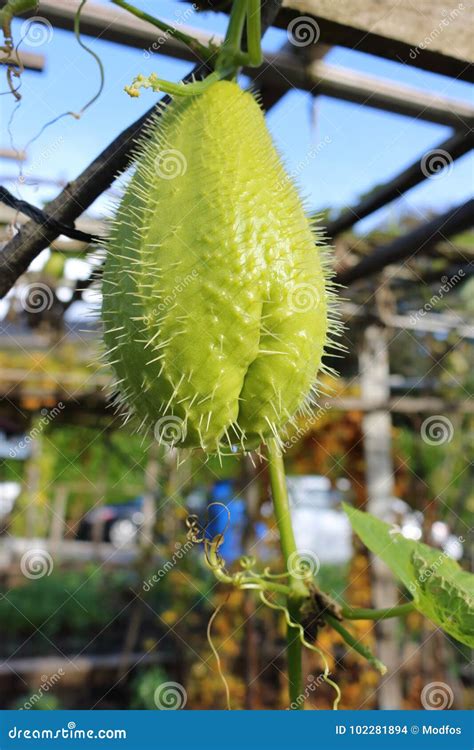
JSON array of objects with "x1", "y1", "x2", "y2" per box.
[
  {"x1": 317, "y1": 563, "x2": 349, "y2": 600},
  {"x1": 0, "y1": 565, "x2": 130, "y2": 637},
  {"x1": 411, "y1": 551, "x2": 474, "y2": 648},
  {"x1": 130, "y1": 666, "x2": 170, "y2": 709},
  {"x1": 344, "y1": 505, "x2": 474, "y2": 647}
]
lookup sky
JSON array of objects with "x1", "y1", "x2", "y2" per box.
[{"x1": 1, "y1": 0, "x2": 473, "y2": 250}]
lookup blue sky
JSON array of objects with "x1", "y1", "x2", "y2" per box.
[{"x1": 1, "y1": 0, "x2": 473, "y2": 241}]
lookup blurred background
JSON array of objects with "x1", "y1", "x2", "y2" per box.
[{"x1": 0, "y1": 0, "x2": 472, "y2": 711}]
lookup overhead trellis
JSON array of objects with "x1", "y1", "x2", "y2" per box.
[{"x1": 0, "y1": 0, "x2": 472, "y2": 299}]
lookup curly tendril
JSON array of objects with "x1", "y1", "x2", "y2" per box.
[{"x1": 259, "y1": 591, "x2": 342, "y2": 710}]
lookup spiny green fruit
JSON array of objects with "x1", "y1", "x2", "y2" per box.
[{"x1": 102, "y1": 80, "x2": 336, "y2": 453}]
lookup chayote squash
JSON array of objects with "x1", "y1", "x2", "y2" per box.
[{"x1": 102, "y1": 81, "x2": 334, "y2": 452}]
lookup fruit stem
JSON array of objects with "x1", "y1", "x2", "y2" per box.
[
  {"x1": 341, "y1": 602, "x2": 416, "y2": 620},
  {"x1": 267, "y1": 438, "x2": 308, "y2": 709},
  {"x1": 111, "y1": 0, "x2": 214, "y2": 60}
]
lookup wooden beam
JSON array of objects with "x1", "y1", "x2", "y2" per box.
[
  {"x1": 16, "y1": 1, "x2": 474, "y2": 127},
  {"x1": 330, "y1": 396, "x2": 474, "y2": 414},
  {"x1": 0, "y1": 204, "x2": 106, "y2": 237},
  {"x1": 0, "y1": 651, "x2": 170, "y2": 677},
  {"x1": 257, "y1": 56, "x2": 474, "y2": 127},
  {"x1": 276, "y1": 0, "x2": 473, "y2": 81},
  {"x1": 195, "y1": 0, "x2": 473, "y2": 80},
  {"x1": 341, "y1": 302, "x2": 474, "y2": 338},
  {"x1": 336, "y1": 199, "x2": 474, "y2": 286},
  {"x1": 326, "y1": 131, "x2": 473, "y2": 238},
  {"x1": 0, "y1": 149, "x2": 27, "y2": 162},
  {"x1": 0, "y1": 51, "x2": 45, "y2": 72},
  {"x1": 1, "y1": 368, "x2": 473, "y2": 413}
]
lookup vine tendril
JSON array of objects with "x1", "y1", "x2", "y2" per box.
[
  {"x1": 259, "y1": 591, "x2": 341, "y2": 710},
  {"x1": 207, "y1": 594, "x2": 232, "y2": 711}
]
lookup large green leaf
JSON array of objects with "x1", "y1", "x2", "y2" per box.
[{"x1": 343, "y1": 504, "x2": 474, "y2": 647}]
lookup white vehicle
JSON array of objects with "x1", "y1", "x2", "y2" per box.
[{"x1": 286, "y1": 475, "x2": 353, "y2": 566}]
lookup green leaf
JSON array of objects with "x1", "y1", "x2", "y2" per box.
[
  {"x1": 343, "y1": 504, "x2": 474, "y2": 647},
  {"x1": 411, "y1": 551, "x2": 473, "y2": 648}
]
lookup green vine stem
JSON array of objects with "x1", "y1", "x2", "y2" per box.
[
  {"x1": 267, "y1": 438, "x2": 308, "y2": 709},
  {"x1": 73, "y1": 0, "x2": 105, "y2": 117},
  {"x1": 341, "y1": 602, "x2": 416, "y2": 620},
  {"x1": 326, "y1": 615, "x2": 387, "y2": 675},
  {"x1": 245, "y1": 0, "x2": 263, "y2": 66},
  {"x1": 121, "y1": 0, "x2": 264, "y2": 98},
  {"x1": 221, "y1": 0, "x2": 248, "y2": 59},
  {"x1": 111, "y1": 0, "x2": 215, "y2": 60}
]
